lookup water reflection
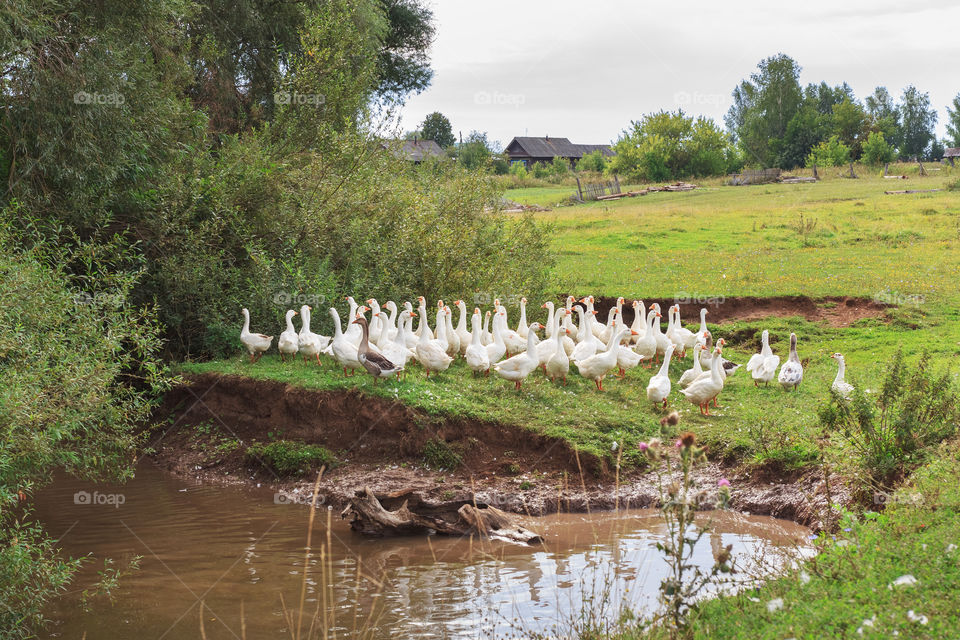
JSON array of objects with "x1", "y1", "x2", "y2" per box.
[{"x1": 36, "y1": 464, "x2": 810, "y2": 639}]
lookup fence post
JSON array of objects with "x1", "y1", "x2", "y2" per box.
[{"x1": 575, "y1": 175, "x2": 583, "y2": 202}]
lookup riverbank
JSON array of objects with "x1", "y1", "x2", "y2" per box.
[{"x1": 150, "y1": 373, "x2": 850, "y2": 528}]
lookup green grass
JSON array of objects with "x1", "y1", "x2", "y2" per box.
[{"x1": 685, "y1": 440, "x2": 960, "y2": 639}]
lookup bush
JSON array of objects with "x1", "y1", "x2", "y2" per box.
[
  {"x1": 246, "y1": 440, "x2": 336, "y2": 475},
  {"x1": 819, "y1": 349, "x2": 959, "y2": 488},
  {"x1": 805, "y1": 135, "x2": 852, "y2": 168},
  {"x1": 0, "y1": 215, "x2": 166, "y2": 637},
  {"x1": 575, "y1": 150, "x2": 608, "y2": 173},
  {"x1": 862, "y1": 131, "x2": 896, "y2": 166}
]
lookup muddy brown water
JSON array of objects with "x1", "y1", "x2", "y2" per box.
[{"x1": 37, "y1": 464, "x2": 812, "y2": 639}]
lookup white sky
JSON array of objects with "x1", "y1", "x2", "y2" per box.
[{"x1": 399, "y1": 0, "x2": 959, "y2": 148}]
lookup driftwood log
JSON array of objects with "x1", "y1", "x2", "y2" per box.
[{"x1": 340, "y1": 487, "x2": 542, "y2": 545}]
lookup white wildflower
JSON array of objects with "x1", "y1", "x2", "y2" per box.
[
  {"x1": 798, "y1": 570, "x2": 811, "y2": 585},
  {"x1": 906, "y1": 610, "x2": 928, "y2": 625},
  {"x1": 948, "y1": 543, "x2": 957, "y2": 553},
  {"x1": 889, "y1": 574, "x2": 918, "y2": 589},
  {"x1": 766, "y1": 597, "x2": 784, "y2": 612}
]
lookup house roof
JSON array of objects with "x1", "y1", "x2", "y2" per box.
[
  {"x1": 945, "y1": 147, "x2": 960, "y2": 158},
  {"x1": 505, "y1": 137, "x2": 614, "y2": 159},
  {"x1": 382, "y1": 139, "x2": 446, "y2": 161}
]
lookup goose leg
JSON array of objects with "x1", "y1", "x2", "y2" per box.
[{"x1": 315, "y1": 354, "x2": 321, "y2": 365}]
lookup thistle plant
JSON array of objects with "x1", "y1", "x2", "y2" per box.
[{"x1": 640, "y1": 432, "x2": 734, "y2": 636}]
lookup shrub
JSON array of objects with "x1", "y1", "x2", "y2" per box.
[
  {"x1": 862, "y1": 131, "x2": 896, "y2": 166},
  {"x1": 805, "y1": 135, "x2": 851, "y2": 168},
  {"x1": 246, "y1": 440, "x2": 336, "y2": 475},
  {"x1": 575, "y1": 150, "x2": 608, "y2": 173},
  {"x1": 0, "y1": 214, "x2": 166, "y2": 637},
  {"x1": 819, "y1": 349, "x2": 959, "y2": 488}
]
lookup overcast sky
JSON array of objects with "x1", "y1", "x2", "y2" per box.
[{"x1": 399, "y1": 0, "x2": 959, "y2": 148}]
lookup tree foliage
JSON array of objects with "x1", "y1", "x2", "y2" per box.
[
  {"x1": 419, "y1": 111, "x2": 455, "y2": 148},
  {"x1": 946, "y1": 93, "x2": 960, "y2": 148},
  {"x1": 898, "y1": 85, "x2": 938, "y2": 160},
  {"x1": 610, "y1": 110, "x2": 733, "y2": 181}
]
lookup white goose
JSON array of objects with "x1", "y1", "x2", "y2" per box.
[
  {"x1": 366, "y1": 298, "x2": 383, "y2": 344},
  {"x1": 240, "y1": 308, "x2": 273, "y2": 362},
  {"x1": 442, "y1": 303, "x2": 460, "y2": 357},
  {"x1": 498, "y1": 305, "x2": 526, "y2": 355},
  {"x1": 416, "y1": 306, "x2": 454, "y2": 377},
  {"x1": 415, "y1": 296, "x2": 434, "y2": 341},
  {"x1": 534, "y1": 307, "x2": 567, "y2": 366},
  {"x1": 628, "y1": 300, "x2": 647, "y2": 344},
  {"x1": 681, "y1": 341, "x2": 726, "y2": 415},
  {"x1": 277, "y1": 309, "x2": 300, "y2": 362},
  {"x1": 830, "y1": 352, "x2": 853, "y2": 399},
  {"x1": 633, "y1": 310, "x2": 659, "y2": 367},
  {"x1": 695, "y1": 308, "x2": 709, "y2": 348},
  {"x1": 465, "y1": 309, "x2": 491, "y2": 375},
  {"x1": 545, "y1": 321, "x2": 571, "y2": 384},
  {"x1": 613, "y1": 315, "x2": 644, "y2": 377},
  {"x1": 669, "y1": 305, "x2": 698, "y2": 356},
  {"x1": 646, "y1": 344, "x2": 676, "y2": 408},
  {"x1": 747, "y1": 330, "x2": 780, "y2": 387},
  {"x1": 380, "y1": 310, "x2": 416, "y2": 370},
  {"x1": 575, "y1": 327, "x2": 636, "y2": 391},
  {"x1": 481, "y1": 310, "x2": 493, "y2": 346},
  {"x1": 778, "y1": 333, "x2": 804, "y2": 391},
  {"x1": 454, "y1": 300, "x2": 472, "y2": 355},
  {"x1": 571, "y1": 307, "x2": 602, "y2": 361},
  {"x1": 343, "y1": 297, "x2": 362, "y2": 344},
  {"x1": 677, "y1": 343, "x2": 704, "y2": 388},
  {"x1": 544, "y1": 300, "x2": 576, "y2": 356},
  {"x1": 516, "y1": 297, "x2": 530, "y2": 339},
  {"x1": 382, "y1": 301, "x2": 399, "y2": 342},
  {"x1": 485, "y1": 310, "x2": 507, "y2": 364},
  {"x1": 298, "y1": 305, "x2": 329, "y2": 365},
  {"x1": 493, "y1": 323, "x2": 543, "y2": 390},
  {"x1": 329, "y1": 307, "x2": 362, "y2": 376},
  {"x1": 649, "y1": 303, "x2": 671, "y2": 363}
]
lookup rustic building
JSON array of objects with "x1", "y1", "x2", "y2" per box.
[
  {"x1": 382, "y1": 139, "x2": 447, "y2": 163},
  {"x1": 504, "y1": 136, "x2": 614, "y2": 167},
  {"x1": 944, "y1": 147, "x2": 959, "y2": 167}
]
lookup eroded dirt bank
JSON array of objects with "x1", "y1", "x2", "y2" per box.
[
  {"x1": 149, "y1": 374, "x2": 848, "y2": 530},
  {"x1": 585, "y1": 295, "x2": 890, "y2": 329}
]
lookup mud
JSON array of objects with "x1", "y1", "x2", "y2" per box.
[
  {"x1": 149, "y1": 374, "x2": 850, "y2": 532},
  {"x1": 583, "y1": 295, "x2": 890, "y2": 329}
]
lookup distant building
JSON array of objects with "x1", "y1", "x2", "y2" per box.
[
  {"x1": 382, "y1": 139, "x2": 447, "y2": 163},
  {"x1": 944, "y1": 147, "x2": 959, "y2": 167},
  {"x1": 504, "y1": 136, "x2": 615, "y2": 167}
]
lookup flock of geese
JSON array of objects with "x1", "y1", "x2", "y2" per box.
[{"x1": 240, "y1": 295, "x2": 855, "y2": 414}]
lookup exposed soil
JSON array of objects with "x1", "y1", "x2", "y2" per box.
[
  {"x1": 149, "y1": 374, "x2": 849, "y2": 531},
  {"x1": 582, "y1": 295, "x2": 890, "y2": 329}
]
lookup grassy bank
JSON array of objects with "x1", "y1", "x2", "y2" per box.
[
  {"x1": 676, "y1": 441, "x2": 960, "y2": 639},
  {"x1": 187, "y1": 165, "x2": 959, "y2": 475}
]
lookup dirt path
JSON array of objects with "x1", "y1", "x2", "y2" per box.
[{"x1": 150, "y1": 374, "x2": 848, "y2": 530}]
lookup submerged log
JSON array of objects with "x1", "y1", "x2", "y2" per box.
[{"x1": 340, "y1": 487, "x2": 543, "y2": 544}]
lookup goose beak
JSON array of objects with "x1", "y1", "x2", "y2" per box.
[
  {"x1": 591, "y1": 310, "x2": 598, "y2": 315},
  {"x1": 411, "y1": 312, "x2": 417, "y2": 317},
  {"x1": 631, "y1": 330, "x2": 639, "y2": 335}
]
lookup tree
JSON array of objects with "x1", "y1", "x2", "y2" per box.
[
  {"x1": 865, "y1": 86, "x2": 902, "y2": 149},
  {"x1": 376, "y1": 0, "x2": 436, "y2": 103},
  {"x1": 862, "y1": 131, "x2": 895, "y2": 166},
  {"x1": 831, "y1": 99, "x2": 868, "y2": 159},
  {"x1": 457, "y1": 131, "x2": 493, "y2": 171},
  {"x1": 726, "y1": 54, "x2": 803, "y2": 167},
  {"x1": 946, "y1": 93, "x2": 960, "y2": 147},
  {"x1": 419, "y1": 112, "x2": 455, "y2": 148},
  {"x1": 778, "y1": 104, "x2": 830, "y2": 169},
  {"x1": 611, "y1": 110, "x2": 732, "y2": 181},
  {"x1": 576, "y1": 150, "x2": 608, "y2": 172},
  {"x1": 898, "y1": 86, "x2": 937, "y2": 159}
]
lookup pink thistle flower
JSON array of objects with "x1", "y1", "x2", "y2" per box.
[
  {"x1": 638, "y1": 442, "x2": 649, "y2": 451},
  {"x1": 718, "y1": 478, "x2": 730, "y2": 487}
]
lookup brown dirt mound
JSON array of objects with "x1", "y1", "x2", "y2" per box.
[
  {"x1": 153, "y1": 373, "x2": 605, "y2": 477},
  {"x1": 580, "y1": 295, "x2": 890, "y2": 328}
]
